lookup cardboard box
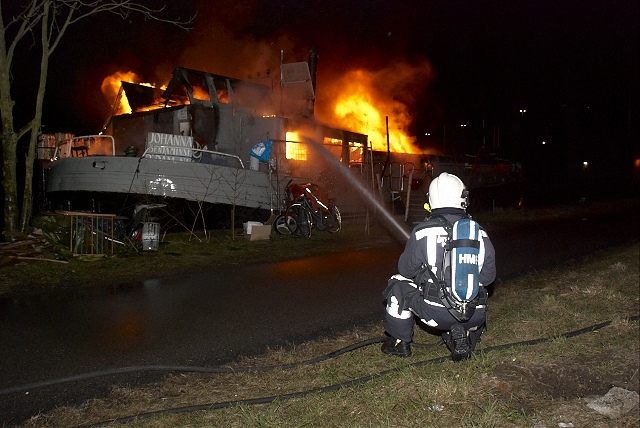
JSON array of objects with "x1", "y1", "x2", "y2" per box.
[
  {"x1": 243, "y1": 221, "x2": 263, "y2": 234},
  {"x1": 246, "y1": 224, "x2": 272, "y2": 241}
]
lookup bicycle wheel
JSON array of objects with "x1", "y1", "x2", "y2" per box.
[
  {"x1": 285, "y1": 203, "x2": 312, "y2": 238},
  {"x1": 327, "y1": 205, "x2": 342, "y2": 233},
  {"x1": 296, "y1": 204, "x2": 312, "y2": 238},
  {"x1": 273, "y1": 214, "x2": 291, "y2": 235},
  {"x1": 315, "y1": 210, "x2": 327, "y2": 231},
  {"x1": 283, "y1": 204, "x2": 299, "y2": 234}
]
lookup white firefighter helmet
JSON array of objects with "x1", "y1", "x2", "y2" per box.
[{"x1": 428, "y1": 172, "x2": 469, "y2": 210}]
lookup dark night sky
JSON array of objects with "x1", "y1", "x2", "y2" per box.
[{"x1": 8, "y1": 0, "x2": 639, "y2": 188}]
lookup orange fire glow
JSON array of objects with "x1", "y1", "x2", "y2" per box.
[
  {"x1": 101, "y1": 59, "x2": 433, "y2": 157},
  {"x1": 193, "y1": 86, "x2": 211, "y2": 101},
  {"x1": 101, "y1": 71, "x2": 140, "y2": 115},
  {"x1": 330, "y1": 70, "x2": 418, "y2": 153},
  {"x1": 101, "y1": 71, "x2": 167, "y2": 115},
  {"x1": 316, "y1": 61, "x2": 433, "y2": 154},
  {"x1": 285, "y1": 131, "x2": 307, "y2": 160}
]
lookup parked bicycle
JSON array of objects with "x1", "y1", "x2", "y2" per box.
[{"x1": 274, "y1": 181, "x2": 341, "y2": 238}]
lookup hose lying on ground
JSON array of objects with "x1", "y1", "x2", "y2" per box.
[
  {"x1": 0, "y1": 337, "x2": 390, "y2": 396},
  {"x1": 76, "y1": 316, "x2": 638, "y2": 428},
  {"x1": 1, "y1": 316, "x2": 637, "y2": 427}
]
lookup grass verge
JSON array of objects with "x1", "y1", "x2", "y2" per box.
[
  {"x1": 22, "y1": 241, "x2": 639, "y2": 427},
  {"x1": 0, "y1": 217, "x2": 396, "y2": 295},
  {"x1": 2, "y1": 198, "x2": 637, "y2": 296}
]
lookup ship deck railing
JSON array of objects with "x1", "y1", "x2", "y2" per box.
[
  {"x1": 53, "y1": 135, "x2": 116, "y2": 160},
  {"x1": 52, "y1": 136, "x2": 246, "y2": 169},
  {"x1": 141, "y1": 146, "x2": 245, "y2": 169}
]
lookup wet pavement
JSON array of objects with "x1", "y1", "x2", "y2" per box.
[
  {"x1": 1, "y1": 206, "x2": 638, "y2": 425},
  {"x1": 0, "y1": 241, "x2": 405, "y2": 425}
]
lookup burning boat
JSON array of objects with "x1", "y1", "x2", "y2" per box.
[
  {"x1": 43, "y1": 62, "x2": 370, "y2": 227},
  {"x1": 42, "y1": 55, "x2": 522, "y2": 230}
]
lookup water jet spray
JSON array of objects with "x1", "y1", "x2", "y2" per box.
[{"x1": 305, "y1": 141, "x2": 411, "y2": 243}]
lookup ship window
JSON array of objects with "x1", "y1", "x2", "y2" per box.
[
  {"x1": 323, "y1": 145, "x2": 342, "y2": 160},
  {"x1": 349, "y1": 142, "x2": 364, "y2": 163},
  {"x1": 323, "y1": 137, "x2": 342, "y2": 145},
  {"x1": 212, "y1": 76, "x2": 229, "y2": 104},
  {"x1": 285, "y1": 132, "x2": 307, "y2": 160},
  {"x1": 184, "y1": 71, "x2": 211, "y2": 102}
]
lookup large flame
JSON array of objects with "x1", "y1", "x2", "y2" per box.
[
  {"x1": 316, "y1": 61, "x2": 433, "y2": 154},
  {"x1": 100, "y1": 59, "x2": 433, "y2": 157},
  {"x1": 333, "y1": 70, "x2": 416, "y2": 153},
  {"x1": 100, "y1": 71, "x2": 140, "y2": 115},
  {"x1": 101, "y1": 71, "x2": 167, "y2": 115}
]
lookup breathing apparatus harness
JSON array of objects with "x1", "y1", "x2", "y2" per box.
[{"x1": 414, "y1": 214, "x2": 487, "y2": 322}]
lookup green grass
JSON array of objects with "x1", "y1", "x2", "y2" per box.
[
  {"x1": 0, "y1": 217, "x2": 396, "y2": 295},
  {"x1": 3, "y1": 197, "x2": 637, "y2": 296},
  {"x1": 4, "y1": 200, "x2": 639, "y2": 427}
]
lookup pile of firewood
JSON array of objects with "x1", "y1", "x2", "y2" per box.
[{"x1": 0, "y1": 233, "x2": 68, "y2": 266}]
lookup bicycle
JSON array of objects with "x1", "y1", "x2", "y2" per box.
[{"x1": 274, "y1": 181, "x2": 341, "y2": 238}]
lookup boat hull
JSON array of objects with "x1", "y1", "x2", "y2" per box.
[{"x1": 47, "y1": 156, "x2": 273, "y2": 210}]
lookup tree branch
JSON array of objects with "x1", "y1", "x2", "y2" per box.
[
  {"x1": 62, "y1": 0, "x2": 194, "y2": 30},
  {"x1": 4, "y1": 0, "x2": 47, "y2": 66},
  {"x1": 45, "y1": 0, "x2": 194, "y2": 54},
  {"x1": 16, "y1": 118, "x2": 36, "y2": 141}
]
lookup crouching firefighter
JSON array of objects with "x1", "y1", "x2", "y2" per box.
[{"x1": 381, "y1": 172, "x2": 496, "y2": 361}]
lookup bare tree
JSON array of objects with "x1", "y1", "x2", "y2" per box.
[{"x1": 0, "y1": 0, "x2": 193, "y2": 241}]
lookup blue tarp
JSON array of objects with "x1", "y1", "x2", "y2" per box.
[{"x1": 249, "y1": 140, "x2": 272, "y2": 162}]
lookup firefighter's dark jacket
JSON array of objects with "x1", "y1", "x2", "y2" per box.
[{"x1": 397, "y1": 208, "x2": 497, "y2": 287}]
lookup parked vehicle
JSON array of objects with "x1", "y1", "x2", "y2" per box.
[{"x1": 274, "y1": 181, "x2": 341, "y2": 238}]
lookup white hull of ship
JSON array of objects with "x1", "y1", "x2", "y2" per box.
[{"x1": 47, "y1": 156, "x2": 274, "y2": 210}]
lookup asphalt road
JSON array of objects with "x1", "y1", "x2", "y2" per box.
[{"x1": 0, "y1": 205, "x2": 638, "y2": 425}]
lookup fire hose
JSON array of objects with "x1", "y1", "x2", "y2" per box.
[{"x1": 1, "y1": 316, "x2": 637, "y2": 427}]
